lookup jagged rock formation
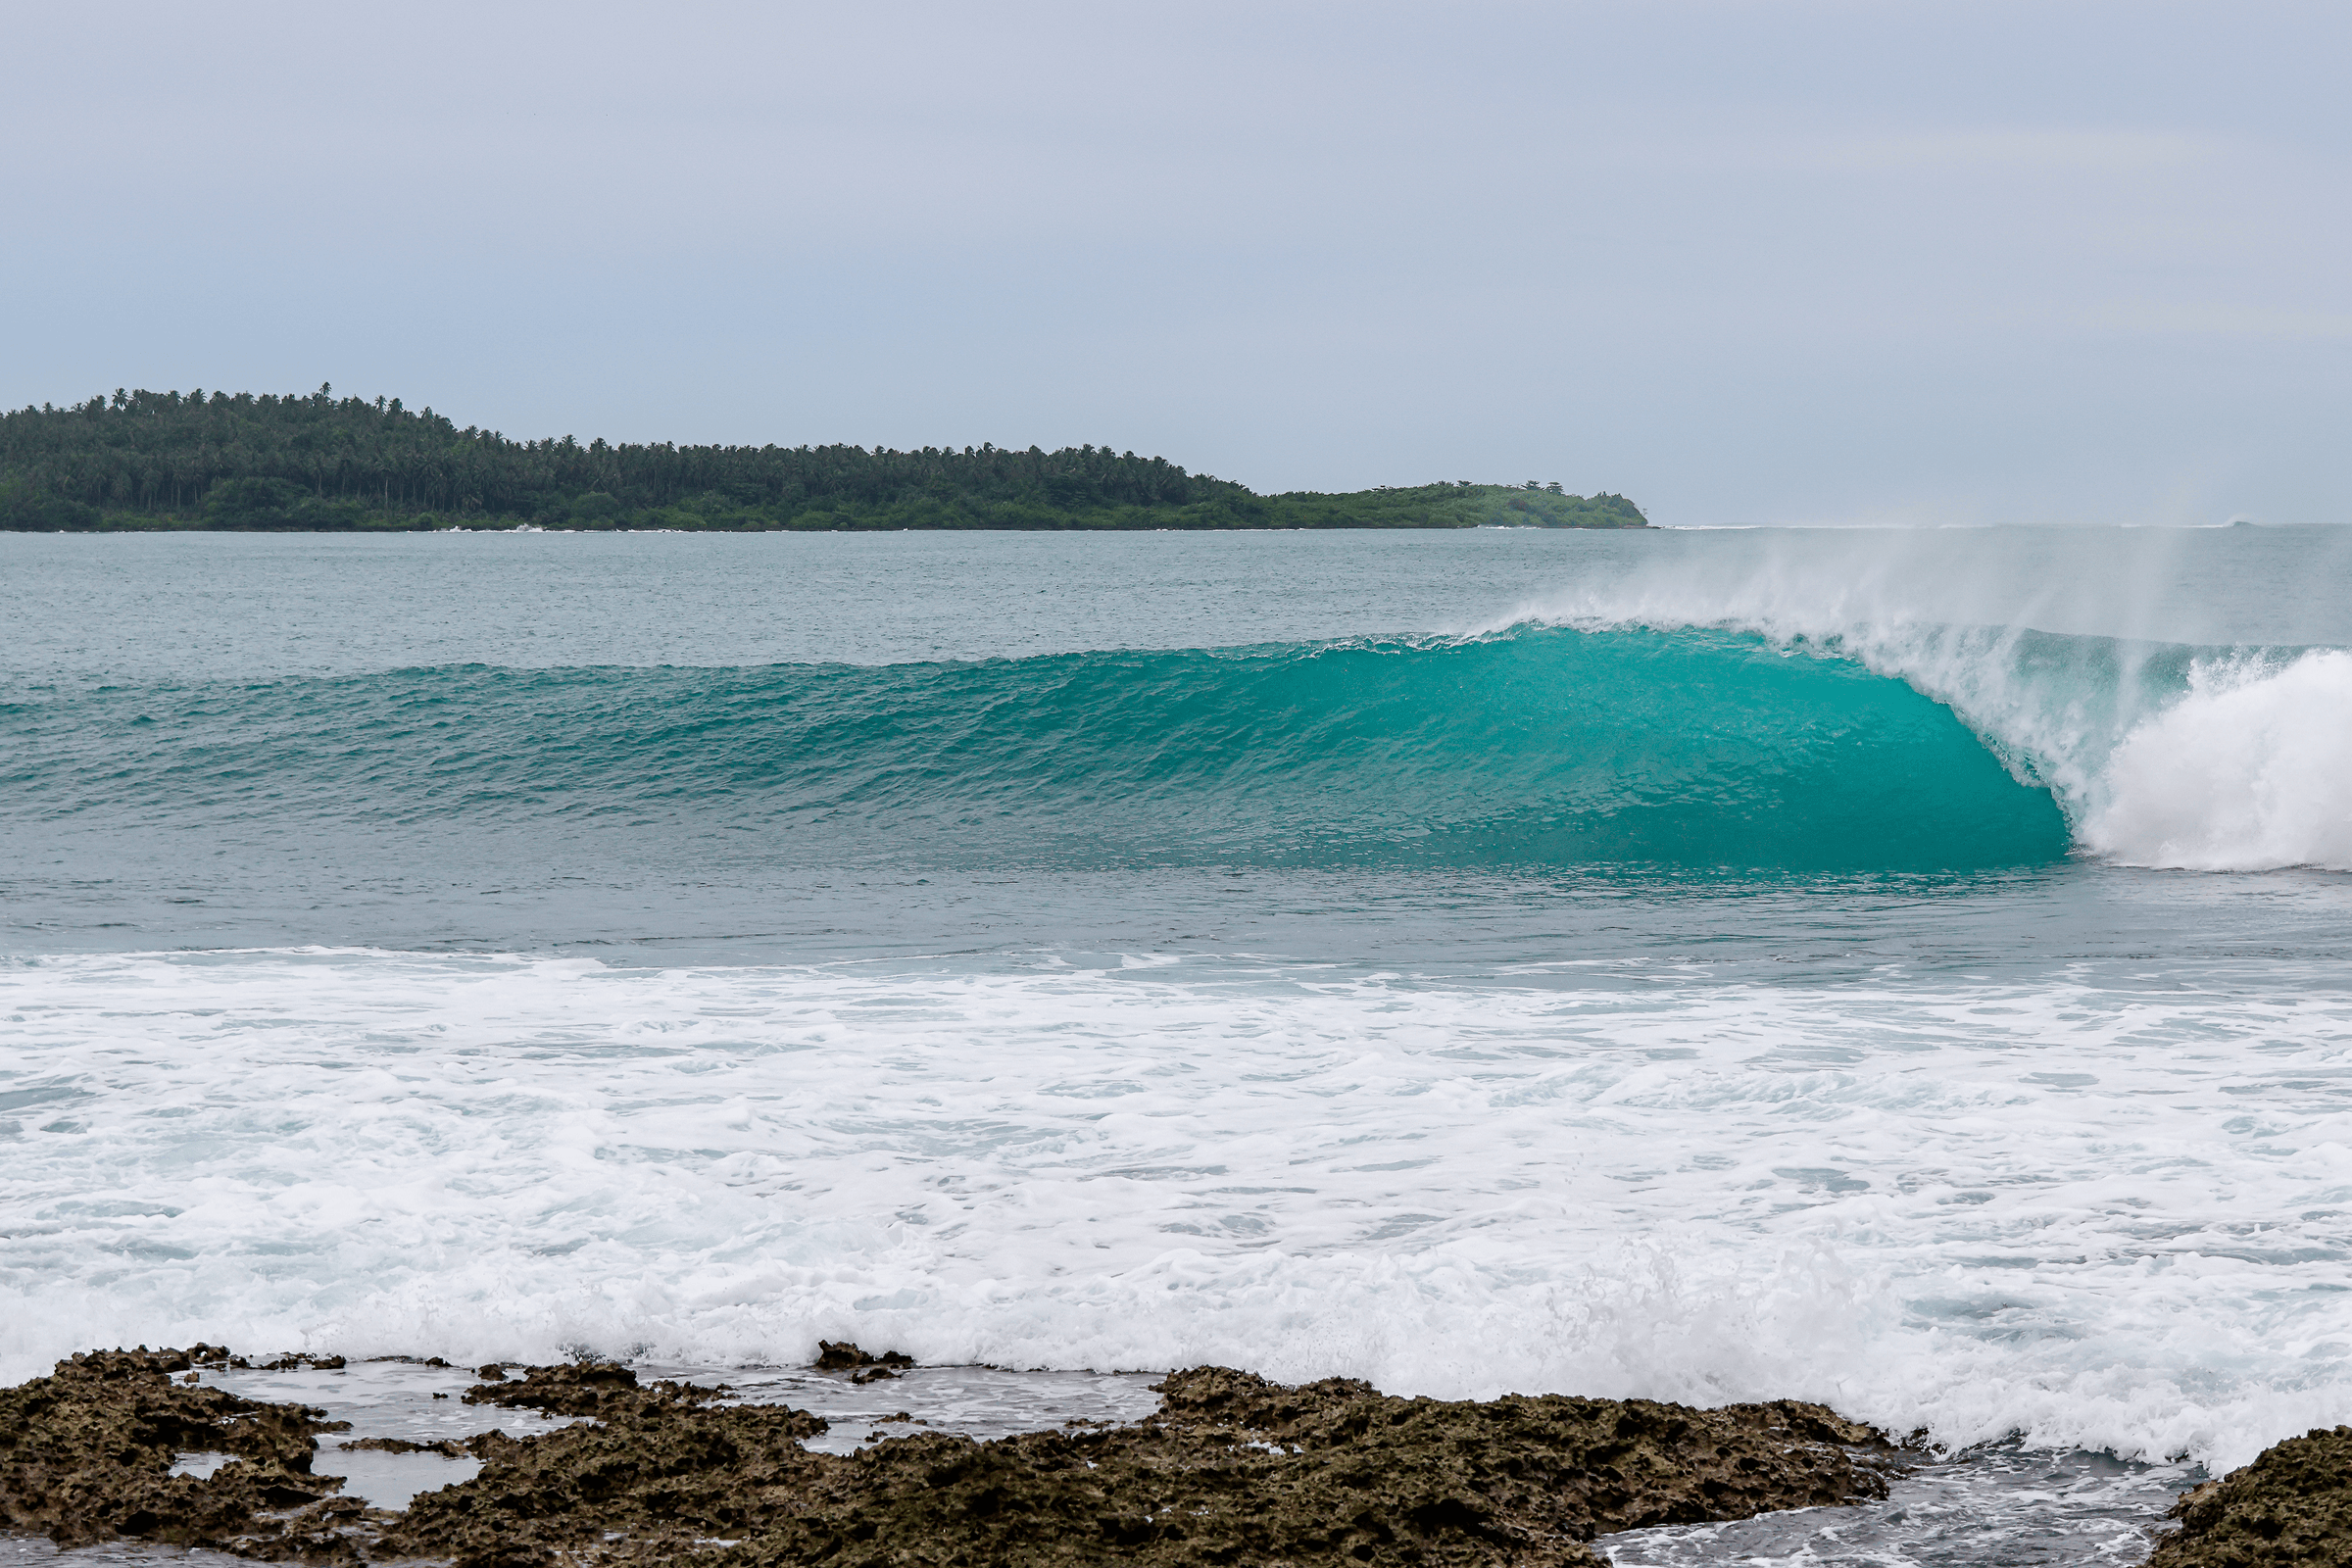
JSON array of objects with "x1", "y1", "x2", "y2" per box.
[
  {"x1": 2146, "y1": 1425, "x2": 2352, "y2": 1567},
  {"x1": 1, "y1": 1348, "x2": 1893, "y2": 1566}
]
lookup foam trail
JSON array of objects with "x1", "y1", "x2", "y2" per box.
[{"x1": 5, "y1": 947, "x2": 2350, "y2": 1473}]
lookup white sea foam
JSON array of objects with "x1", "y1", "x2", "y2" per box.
[
  {"x1": 5, "y1": 947, "x2": 2348, "y2": 1472},
  {"x1": 2082, "y1": 650, "x2": 2352, "y2": 871}
]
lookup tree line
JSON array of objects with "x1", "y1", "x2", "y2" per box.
[{"x1": 0, "y1": 386, "x2": 1648, "y2": 531}]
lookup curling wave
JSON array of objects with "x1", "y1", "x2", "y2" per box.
[
  {"x1": 8, "y1": 616, "x2": 2343, "y2": 874},
  {"x1": 3, "y1": 627, "x2": 2070, "y2": 873}
]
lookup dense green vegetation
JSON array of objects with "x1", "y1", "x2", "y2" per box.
[{"x1": 0, "y1": 387, "x2": 1648, "y2": 531}]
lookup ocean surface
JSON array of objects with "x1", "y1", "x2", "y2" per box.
[{"x1": 4, "y1": 525, "x2": 2350, "y2": 1563}]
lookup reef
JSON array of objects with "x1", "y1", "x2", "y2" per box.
[
  {"x1": 0, "y1": 1346, "x2": 355, "y2": 1556},
  {"x1": 1, "y1": 1346, "x2": 1897, "y2": 1566},
  {"x1": 2145, "y1": 1425, "x2": 2352, "y2": 1567}
]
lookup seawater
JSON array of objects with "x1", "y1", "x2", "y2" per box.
[{"x1": 4, "y1": 527, "x2": 2349, "y2": 1561}]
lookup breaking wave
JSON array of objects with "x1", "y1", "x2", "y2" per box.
[{"x1": 3, "y1": 615, "x2": 2341, "y2": 874}]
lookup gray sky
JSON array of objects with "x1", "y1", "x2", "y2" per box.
[{"x1": 5, "y1": 1, "x2": 2346, "y2": 525}]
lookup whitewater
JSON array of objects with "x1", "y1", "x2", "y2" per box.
[{"x1": 3, "y1": 525, "x2": 2349, "y2": 1563}]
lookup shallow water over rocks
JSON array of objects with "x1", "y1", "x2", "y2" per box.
[{"x1": 4, "y1": 1355, "x2": 2204, "y2": 1566}]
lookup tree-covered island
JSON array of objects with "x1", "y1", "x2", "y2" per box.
[{"x1": 0, "y1": 387, "x2": 1648, "y2": 531}]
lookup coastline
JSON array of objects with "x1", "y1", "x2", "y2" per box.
[
  {"x1": 0, "y1": 392, "x2": 1650, "y2": 534},
  {"x1": 3, "y1": 1346, "x2": 1895, "y2": 1566},
  {"x1": 6, "y1": 1348, "x2": 2336, "y2": 1566}
]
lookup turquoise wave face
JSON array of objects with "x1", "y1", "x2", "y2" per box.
[{"x1": 1, "y1": 627, "x2": 2069, "y2": 873}]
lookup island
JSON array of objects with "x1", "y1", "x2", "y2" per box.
[{"x1": 0, "y1": 386, "x2": 1648, "y2": 532}]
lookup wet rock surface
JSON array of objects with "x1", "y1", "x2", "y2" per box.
[
  {"x1": 460, "y1": 1361, "x2": 723, "y2": 1420},
  {"x1": 2, "y1": 1348, "x2": 1904, "y2": 1565},
  {"x1": 812, "y1": 1341, "x2": 913, "y2": 1373},
  {"x1": 0, "y1": 1347, "x2": 358, "y2": 1557},
  {"x1": 812, "y1": 1341, "x2": 914, "y2": 1386},
  {"x1": 392, "y1": 1363, "x2": 1897, "y2": 1568},
  {"x1": 2145, "y1": 1425, "x2": 2352, "y2": 1567}
]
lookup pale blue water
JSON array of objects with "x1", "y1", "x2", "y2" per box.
[{"x1": 3, "y1": 526, "x2": 2349, "y2": 1563}]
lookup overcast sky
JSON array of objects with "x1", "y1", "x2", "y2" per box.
[{"x1": 5, "y1": 1, "x2": 2346, "y2": 524}]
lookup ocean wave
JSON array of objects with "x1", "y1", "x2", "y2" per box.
[
  {"x1": 4, "y1": 612, "x2": 2341, "y2": 873},
  {"x1": 1504, "y1": 568, "x2": 2352, "y2": 872},
  {"x1": 0, "y1": 629, "x2": 2064, "y2": 873}
]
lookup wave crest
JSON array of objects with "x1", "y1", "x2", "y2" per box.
[{"x1": 1507, "y1": 571, "x2": 2351, "y2": 874}]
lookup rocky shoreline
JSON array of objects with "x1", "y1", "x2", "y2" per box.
[
  {"x1": 0, "y1": 1347, "x2": 2334, "y2": 1566},
  {"x1": 2145, "y1": 1424, "x2": 2352, "y2": 1566}
]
